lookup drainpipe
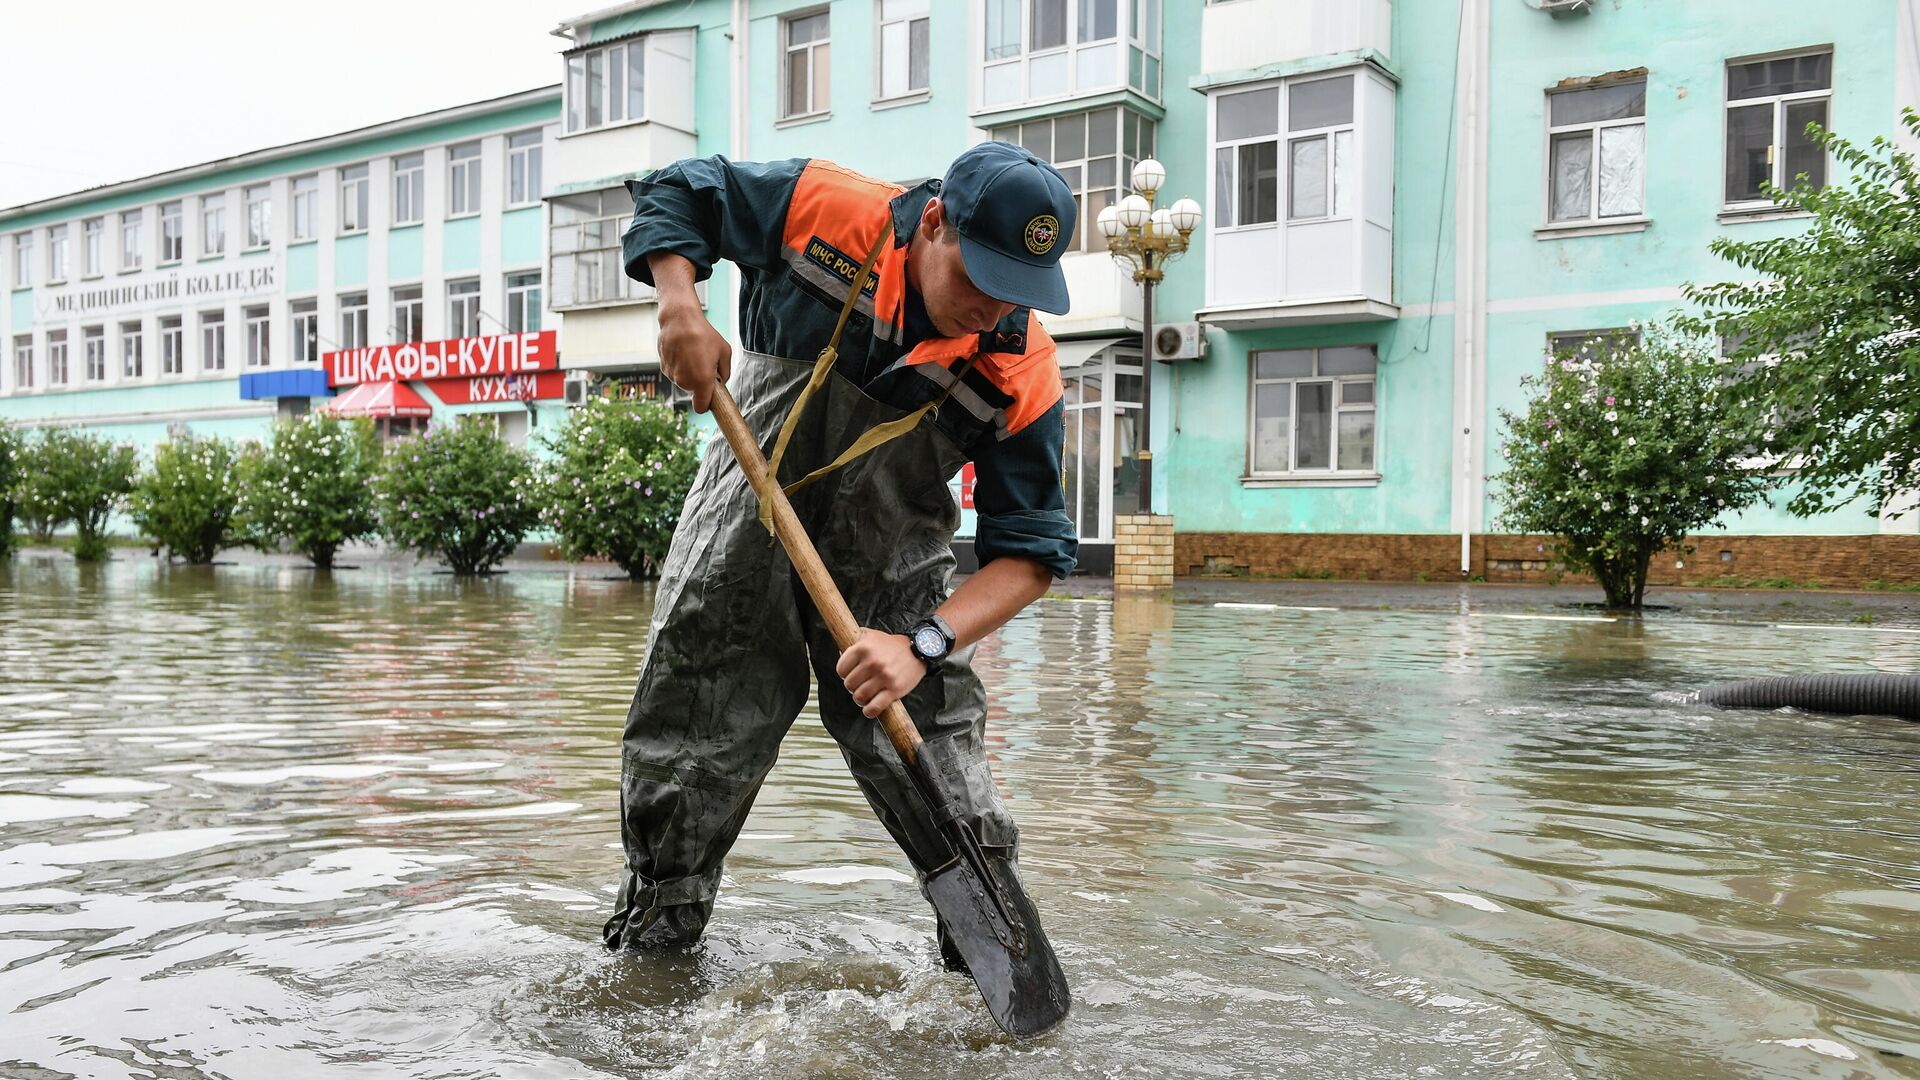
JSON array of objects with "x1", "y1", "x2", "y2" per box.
[
  {"x1": 731, "y1": 0, "x2": 749, "y2": 161},
  {"x1": 1452, "y1": 0, "x2": 1490, "y2": 577}
]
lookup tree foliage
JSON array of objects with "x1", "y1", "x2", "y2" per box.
[
  {"x1": 373, "y1": 419, "x2": 541, "y2": 576},
  {"x1": 35, "y1": 429, "x2": 140, "y2": 562},
  {"x1": 1684, "y1": 110, "x2": 1920, "y2": 517},
  {"x1": 14, "y1": 429, "x2": 72, "y2": 543},
  {"x1": 128, "y1": 433, "x2": 248, "y2": 564},
  {"x1": 240, "y1": 414, "x2": 383, "y2": 570},
  {"x1": 0, "y1": 425, "x2": 21, "y2": 560},
  {"x1": 539, "y1": 395, "x2": 701, "y2": 579},
  {"x1": 1491, "y1": 323, "x2": 1771, "y2": 609}
]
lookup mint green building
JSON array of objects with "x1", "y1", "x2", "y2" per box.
[
  {"x1": 546, "y1": 0, "x2": 1918, "y2": 579},
  {"x1": 2, "y1": 89, "x2": 563, "y2": 449},
  {"x1": 10, "y1": 1, "x2": 1916, "y2": 578}
]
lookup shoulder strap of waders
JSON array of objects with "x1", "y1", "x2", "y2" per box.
[
  {"x1": 775, "y1": 350, "x2": 980, "y2": 502},
  {"x1": 758, "y1": 221, "x2": 893, "y2": 534},
  {"x1": 754, "y1": 219, "x2": 992, "y2": 533}
]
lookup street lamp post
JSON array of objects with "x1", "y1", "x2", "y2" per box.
[{"x1": 1096, "y1": 160, "x2": 1201, "y2": 514}]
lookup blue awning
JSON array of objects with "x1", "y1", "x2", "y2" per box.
[{"x1": 239, "y1": 369, "x2": 333, "y2": 400}]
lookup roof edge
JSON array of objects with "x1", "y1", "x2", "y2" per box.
[{"x1": 1, "y1": 84, "x2": 561, "y2": 222}]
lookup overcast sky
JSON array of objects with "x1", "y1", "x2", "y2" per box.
[{"x1": 0, "y1": 0, "x2": 610, "y2": 210}]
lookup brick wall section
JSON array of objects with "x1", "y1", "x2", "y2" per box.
[
  {"x1": 1115, "y1": 514, "x2": 1176, "y2": 591},
  {"x1": 1173, "y1": 532, "x2": 1920, "y2": 588}
]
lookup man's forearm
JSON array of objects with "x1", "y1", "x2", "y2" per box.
[
  {"x1": 935, "y1": 556, "x2": 1053, "y2": 650},
  {"x1": 647, "y1": 251, "x2": 702, "y2": 311}
]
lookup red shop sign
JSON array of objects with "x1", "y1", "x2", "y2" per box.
[
  {"x1": 324, "y1": 331, "x2": 557, "y2": 387},
  {"x1": 959, "y1": 461, "x2": 977, "y2": 510},
  {"x1": 431, "y1": 370, "x2": 566, "y2": 405}
]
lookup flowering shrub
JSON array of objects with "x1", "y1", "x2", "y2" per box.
[
  {"x1": 14, "y1": 428, "x2": 71, "y2": 543},
  {"x1": 539, "y1": 395, "x2": 700, "y2": 579},
  {"x1": 239, "y1": 414, "x2": 383, "y2": 570},
  {"x1": 128, "y1": 433, "x2": 248, "y2": 564},
  {"x1": 34, "y1": 429, "x2": 140, "y2": 562},
  {"x1": 372, "y1": 419, "x2": 540, "y2": 576},
  {"x1": 0, "y1": 425, "x2": 21, "y2": 560},
  {"x1": 1491, "y1": 321, "x2": 1771, "y2": 608}
]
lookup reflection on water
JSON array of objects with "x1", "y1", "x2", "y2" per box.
[{"x1": 1, "y1": 555, "x2": 1917, "y2": 1078}]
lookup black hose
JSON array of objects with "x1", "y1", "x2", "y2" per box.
[{"x1": 1693, "y1": 673, "x2": 1920, "y2": 721}]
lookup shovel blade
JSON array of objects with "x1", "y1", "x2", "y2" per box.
[{"x1": 924, "y1": 848, "x2": 1070, "y2": 1039}]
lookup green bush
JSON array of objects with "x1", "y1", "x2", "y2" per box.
[
  {"x1": 36, "y1": 429, "x2": 140, "y2": 562},
  {"x1": 15, "y1": 429, "x2": 71, "y2": 543},
  {"x1": 1490, "y1": 321, "x2": 1771, "y2": 609},
  {"x1": 372, "y1": 419, "x2": 540, "y2": 576},
  {"x1": 128, "y1": 433, "x2": 247, "y2": 564},
  {"x1": 239, "y1": 414, "x2": 383, "y2": 569},
  {"x1": 0, "y1": 425, "x2": 21, "y2": 560},
  {"x1": 539, "y1": 395, "x2": 700, "y2": 579}
]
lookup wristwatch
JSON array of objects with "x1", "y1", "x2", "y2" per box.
[{"x1": 906, "y1": 613, "x2": 956, "y2": 668}]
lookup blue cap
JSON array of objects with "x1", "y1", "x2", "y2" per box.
[{"x1": 939, "y1": 141, "x2": 1076, "y2": 315}]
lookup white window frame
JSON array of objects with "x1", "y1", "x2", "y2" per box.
[
  {"x1": 244, "y1": 185, "x2": 271, "y2": 250},
  {"x1": 1715, "y1": 332, "x2": 1804, "y2": 474},
  {"x1": 506, "y1": 271, "x2": 542, "y2": 333},
  {"x1": 1548, "y1": 327, "x2": 1639, "y2": 364},
  {"x1": 980, "y1": 0, "x2": 1157, "y2": 109},
  {"x1": 1722, "y1": 48, "x2": 1834, "y2": 211},
  {"x1": 564, "y1": 36, "x2": 650, "y2": 137},
  {"x1": 47, "y1": 224, "x2": 67, "y2": 283},
  {"x1": 338, "y1": 292, "x2": 368, "y2": 350},
  {"x1": 447, "y1": 277, "x2": 482, "y2": 339},
  {"x1": 12, "y1": 335, "x2": 32, "y2": 390},
  {"x1": 391, "y1": 153, "x2": 425, "y2": 225},
  {"x1": 874, "y1": 0, "x2": 930, "y2": 103},
  {"x1": 47, "y1": 329, "x2": 67, "y2": 386},
  {"x1": 1544, "y1": 77, "x2": 1648, "y2": 227},
  {"x1": 289, "y1": 298, "x2": 318, "y2": 364},
  {"x1": 990, "y1": 107, "x2": 1154, "y2": 253},
  {"x1": 1285, "y1": 74, "x2": 1356, "y2": 223},
  {"x1": 782, "y1": 9, "x2": 833, "y2": 121},
  {"x1": 82, "y1": 217, "x2": 104, "y2": 278},
  {"x1": 199, "y1": 310, "x2": 227, "y2": 372},
  {"x1": 81, "y1": 325, "x2": 105, "y2": 382},
  {"x1": 391, "y1": 284, "x2": 424, "y2": 343},
  {"x1": 244, "y1": 305, "x2": 270, "y2": 368},
  {"x1": 548, "y1": 188, "x2": 659, "y2": 310},
  {"x1": 12, "y1": 232, "x2": 31, "y2": 288},
  {"x1": 507, "y1": 131, "x2": 543, "y2": 206},
  {"x1": 160, "y1": 201, "x2": 184, "y2": 263},
  {"x1": 1247, "y1": 346, "x2": 1379, "y2": 478},
  {"x1": 120, "y1": 321, "x2": 143, "y2": 379},
  {"x1": 448, "y1": 142, "x2": 482, "y2": 218},
  {"x1": 201, "y1": 194, "x2": 226, "y2": 257},
  {"x1": 291, "y1": 175, "x2": 318, "y2": 241},
  {"x1": 160, "y1": 316, "x2": 183, "y2": 376},
  {"x1": 119, "y1": 210, "x2": 142, "y2": 272},
  {"x1": 340, "y1": 164, "x2": 370, "y2": 234},
  {"x1": 1213, "y1": 84, "x2": 1280, "y2": 230}
]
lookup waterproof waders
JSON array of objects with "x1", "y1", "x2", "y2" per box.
[{"x1": 603, "y1": 346, "x2": 1021, "y2": 952}]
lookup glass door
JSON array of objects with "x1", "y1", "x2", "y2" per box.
[{"x1": 1060, "y1": 346, "x2": 1143, "y2": 543}]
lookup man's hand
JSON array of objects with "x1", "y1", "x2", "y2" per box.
[
  {"x1": 650, "y1": 252, "x2": 730, "y2": 413},
  {"x1": 835, "y1": 628, "x2": 927, "y2": 719}
]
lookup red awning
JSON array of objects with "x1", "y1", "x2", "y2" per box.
[{"x1": 320, "y1": 380, "x2": 432, "y2": 419}]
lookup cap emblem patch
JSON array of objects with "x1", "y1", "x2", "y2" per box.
[{"x1": 1023, "y1": 214, "x2": 1060, "y2": 256}]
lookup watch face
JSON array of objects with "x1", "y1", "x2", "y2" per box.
[{"x1": 913, "y1": 625, "x2": 947, "y2": 657}]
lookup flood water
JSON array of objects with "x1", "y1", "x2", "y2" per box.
[{"x1": 1, "y1": 554, "x2": 1917, "y2": 1078}]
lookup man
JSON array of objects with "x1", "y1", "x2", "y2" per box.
[{"x1": 603, "y1": 143, "x2": 1079, "y2": 963}]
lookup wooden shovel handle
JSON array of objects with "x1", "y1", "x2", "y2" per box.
[{"x1": 710, "y1": 383, "x2": 925, "y2": 766}]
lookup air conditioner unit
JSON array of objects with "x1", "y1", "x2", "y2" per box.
[
  {"x1": 563, "y1": 374, "x2": 591, "y2": 406},
  {"x1": 1150, "y1": 321, "x2": 1205, "y2": 363},
  {"x1": 1535, "y1": 0, "x2": 1591, "y2": 14}
]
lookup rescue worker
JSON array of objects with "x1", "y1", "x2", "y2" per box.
[{"x1": 603, "y1": 142, "x2": 1079, "y2": 966}]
